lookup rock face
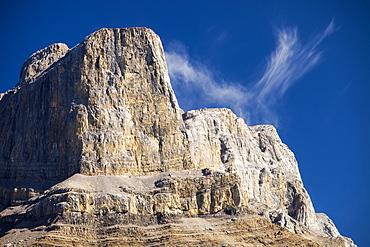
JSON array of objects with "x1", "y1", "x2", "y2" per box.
[
  {"x1": 0, "y1": 28, "x2": 355, "y2": 246},
  {"x1": 183, "y1": 109, "x2": 319, "y2": 232},
  {"x1": 0, "y1": 28, "x2": 190, "y2": 182}
]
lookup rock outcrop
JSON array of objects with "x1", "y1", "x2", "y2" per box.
[
  {"x1": 0, "y1": 27, "x2": 355, "y2": 246},
  {"x1": 183, "y1": 109, "x2": 319, "y2": 232}
]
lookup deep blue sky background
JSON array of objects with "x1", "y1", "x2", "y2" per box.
[{"x1": 1, "y1": 1, "x2": 369, "y2": 245}]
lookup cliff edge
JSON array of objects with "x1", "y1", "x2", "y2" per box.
[{"x1": 0, "y1": 27, "x2": 355, "y2": 246}]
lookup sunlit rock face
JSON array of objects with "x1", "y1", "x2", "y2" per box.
[
  {"x1": 0, "y1": 28, "x2": 191, "y2": 182},
  {"x1": 0, "y1": 28, "x2": 355, "y2": 246},
  {"x1": 183, "y1": 108, "x2": 319, "y2": 232}
]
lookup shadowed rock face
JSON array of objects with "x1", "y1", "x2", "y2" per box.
[
  {"x1": 0, "y1": 43, "x2": 84, "y2": 181},
  {"x1": 0, "y1": 28, "x2": 356, "y2": 246}
]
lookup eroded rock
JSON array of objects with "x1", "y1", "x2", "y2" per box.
[{"x1": 0, "y1": 27, "x2": 355, "y2": 246}]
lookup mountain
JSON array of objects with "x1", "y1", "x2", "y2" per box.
[{"x1": 0, "y1": 27, "x2": 355, "y2": 246}]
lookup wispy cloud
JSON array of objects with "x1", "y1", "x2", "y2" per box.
[
  {"x1": 165, "y1": 21, "x2": 335, "y2": 126},
  {"x1": 165, "y1": 42, "x2": 250, "y2": 119},
  {"x1": 254, "y1": 20, "x2": 336, "y2": 104}
]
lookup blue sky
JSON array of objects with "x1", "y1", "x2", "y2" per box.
[{"x1": 1, "y1": 1, "x2": 369, "y2": 245}]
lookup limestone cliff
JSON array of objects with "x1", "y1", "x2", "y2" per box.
[{"x1": 0, "y1": 27, "x2": 355, "y2": 246}]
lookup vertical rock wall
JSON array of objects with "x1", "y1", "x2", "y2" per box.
[
  {"x1": 0, "y1": 28, "x2": 192, "y2": 181},
  {"x1": 76, "y1": 28, "x2": 191, "y2": 175},
  {"x1": 0, "y1": 42, "x2": 85, "y2": 181}
]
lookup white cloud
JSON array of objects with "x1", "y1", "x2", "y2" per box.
[
  {"x1": 254, "y1": 20, "x2": 336, "y2": 103},
  {"x1": 165, "y1": 21, "x2": 335, "y2": 126},
  {"x1": 165, "y1": 45, "x2": 251, "y2": 119}
]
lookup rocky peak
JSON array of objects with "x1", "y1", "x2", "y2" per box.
[
  {"x1": 0, "y1": 27, "x2": 189, "y2": 182},
  {"x1": 19, "y1": 43, "x2": 69, "y2": 86},
  {"x1": 0, "y1": 28, "x2": 355, "y2": 246}
]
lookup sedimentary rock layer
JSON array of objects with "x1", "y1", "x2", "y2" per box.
[{"x1": 0, "y1": 27, "x2": 355, "y2": 246}]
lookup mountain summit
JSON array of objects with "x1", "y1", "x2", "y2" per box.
[{"x1": 0, "y1": 28, "x2": 355, "y2": 246}]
